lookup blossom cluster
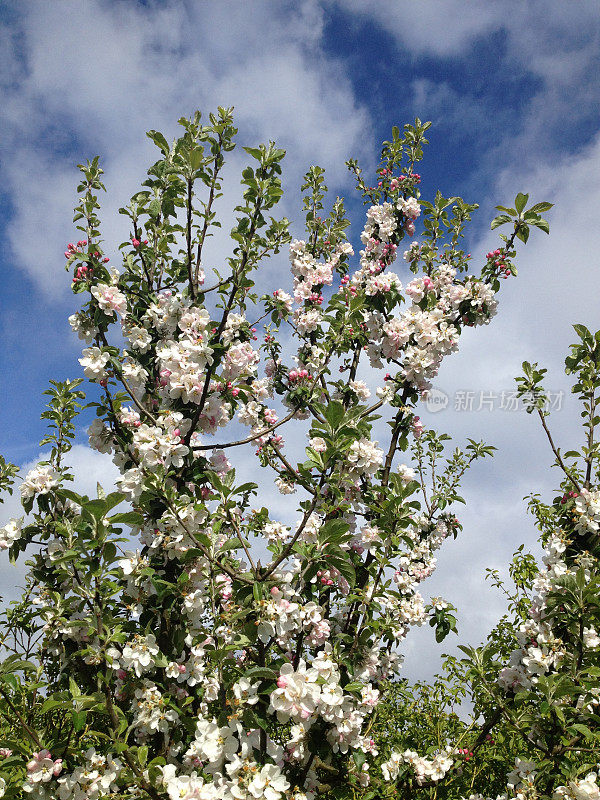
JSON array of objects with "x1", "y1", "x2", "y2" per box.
[
  {"x1": 497, "y1": 532, "x2": 599, "y2": 692},
  {"x1": 381, "y1": 747, "x2": 454, "y2": 785},
  {"x1": 573, "y1": 488, "x2": 600, "y2": 535},
  {"x1": 2, "y1": 118, "x2": 541, "y2": 800},
  {"x1": 459, "y1": 764, "x2": 600, "y2": 800}
]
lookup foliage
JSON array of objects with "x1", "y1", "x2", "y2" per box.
[{"x1": 0, "y1": 109, "x2": 554, "y2": 799}]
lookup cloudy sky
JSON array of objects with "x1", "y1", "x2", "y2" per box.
[{"x1": 1, "y1": 0, "x2": 599, "y2": 681}]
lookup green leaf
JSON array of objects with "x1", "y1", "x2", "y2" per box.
[
  {"x1": 243, "y1": 707, "x2": 269, "y2": 731},
  {"x1": 532, "y1": 218, "x2": 550, "y2": 234},
  {"x1": 60, "y1": 488, "x2": 84, "y2": 505},
  {"x1": 324, "y1": 401, "x2": 345, "y2": 431},
  {"x1": 0, "y1": 674, "x2": 18, "y2": 691},
  {"x1": 328, "y1": 554, "x2": 356, "y2": 587},
  {"x1": 85, "y1": 492, "x2": 125, "y2": 521},
  {"x1": 72, "y1": 710, "x2": 87, "y2": 731},
  {"x1": 343, "y1": 682, "x2": 363, "y2": 693},
  {"x1": 319, "y1": 519, "x2": 351, "y2": 544},
  {"x1": 189, "y1": 147, "x2": 204, "y2": 171},
  {"x1": 103, "y1": 542, "x2": 117, "y2": 562},
  {"x1": 0, "y1": 658, "x2": 35, "y2": 675},
  {"x1": 569, "y1": 723, "x2": 595, "y2": 740},
  {"x1": 491, "y1": 214, "x2": 511, "y2": 230},
  {"x1": 148, "y1": 198, "x2": 161, "y2": 218},
  {"x1": 573, "y1": 324, "x2": 592, "y2": 340},
  {"x1": 220, "y1": 537, "x2": 243, "y2": 553},
  {"x1": 235, "y1": 482, "x2": 259, "y2": 496},
  {"x1": 138, "y1": 745, "x2": 149, "y2": 766},
  {"x1": 40, "y1": 697, "x2": 72, "y2": 714},
  {"x1": 109, "y1": 511, "x2": 143, "y2": 527},
  {"x1": 529, "y1": 201, "x2": 553, "y2": 213},
  {"x1": 515, "y1": 192, "x2": 529, "y2": 214},
  {"x1": 243, "y1": 147, "x2": 262, "y2": 160},
  {"x1": 244, "y1": 667, "x2": 277, "y2": 680},
  {"x1": 146, "y1": 130, "x2": 170, "y2": 155}
]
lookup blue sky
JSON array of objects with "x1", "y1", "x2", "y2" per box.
[{"x1": 1, "y1": 0, "x2": 600, "y2": 678}]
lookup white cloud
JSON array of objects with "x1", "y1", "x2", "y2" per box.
[
  {"x1": 335, "y1": 0, "x2": 600, "y2": 179},
  {"x1": 332, "y1": 0, "x2": 599, "y2": 65},
  {"x1": 409, "y1": 77, "x2": 502, "y2": 152},
  {"x1": 1, "y1": 0, "x2": 370, "y2": 295},
  {"x1": 332, "y1": 0, "x2": 505, "y2": 58}
]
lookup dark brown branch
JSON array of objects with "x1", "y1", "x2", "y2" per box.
[
  {"x1": 537, "y1": 408, "x2": 581, "y2": 492},
  {"x1": 195, "y1": 137, "x2": 224, "y2": 286},
  {"x1": 186, "y1": 178, "x2": 195, "y2": 300}
]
